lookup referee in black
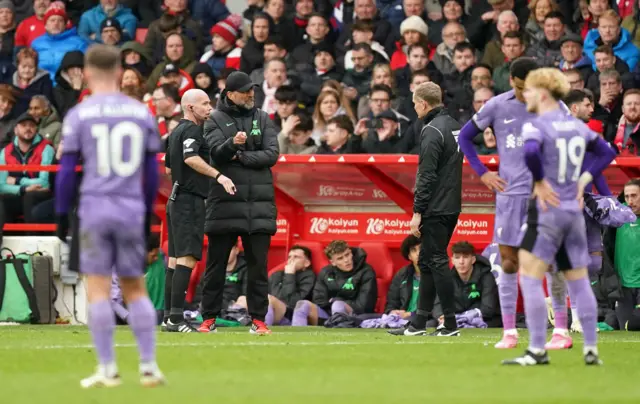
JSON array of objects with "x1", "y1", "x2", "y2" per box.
[
  {"x1": 390, "y1": 81, "x2": 463, "y2": 337},
  {"x1": 164, "y1": 89, "x2": 235, "y2": 333}
]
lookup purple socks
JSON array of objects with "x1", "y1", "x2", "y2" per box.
[
  {"x1": 127, "y1": 297, "x2": 157, "y2": 364},
  {"x1": 566, "y1": 277, "x2": 598, "y2": 347},
  {"x1": 292, "y1": 301, "x2": 311, "y2": 326},
  {"x1": 519, "y1": 275, "x2": 547, "y2": 351},
  {"x1": 265, "y1": 304, "x2": 274, "y2": 326},
  {"x1": 499, "y1": 272, "x2": 518, "y2": 330},
  {"x1": 545, "y1": 272, "x2": 568, "y2": 330},
  {"x1": 88, "y1": 300, "x2": 116, "y2": 365},
  {"x1": 331, "y1": 300, "x2": 350, "y2": 315}
]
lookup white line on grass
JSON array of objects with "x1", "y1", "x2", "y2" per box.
[{"x1": 3, "y1": 338, "x2": 640, "y2": 351}]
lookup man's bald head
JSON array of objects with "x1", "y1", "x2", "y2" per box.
[
  {"x1": 181, "y1": 89, "x2": 212, "y2": 124},
  {"x1": 181, "y1": 89, "x2": 208, "y2": 109}
]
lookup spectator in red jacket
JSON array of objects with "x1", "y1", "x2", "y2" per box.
[
  {"x1": 611, "y1": 88, "x2": 640, "y2": 155},
  {"x1": 15, "y1": 0, "x2": 50, "y2": 49}
]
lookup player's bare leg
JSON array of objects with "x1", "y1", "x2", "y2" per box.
[
  {"x1": 545, "y1": 270, "x2": 573, "y2": 350},
  {"x1": 81, "y1": 275, "x2": 122, "y2": 388},
  {"x1": 121, "y1": 277, "x2": 167, "y2": 387},
  {"x1": 502, "y1": 250, "x2": 550, "y2": 366},
  {"x1": 495, "y1": 245, "x2": 520, "y2": 348},
  {"x1": 267, "y1": 295, "x2": 288, "y2": 326},
  {"x1": 564, "y1": 267, "x2": 602, "y2": 365}
]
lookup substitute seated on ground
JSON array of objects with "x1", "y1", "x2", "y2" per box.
[
  {"x1": 432, "y1": 241, "x2": 501, "y2": 328},
  {"x1": 292, "y1": 240, "x2": 377, "y2": 326},
  {"x1": 384, "y1": 235, "x2": 421, "y2": 320},
  {"x1": 263, "y1": 245, "x2": 316, "y2": 326}
]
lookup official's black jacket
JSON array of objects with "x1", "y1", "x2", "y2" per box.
[
  {"x1": 268, "y1": 268, "x2": 316, "y2": 309},
  {"x1": 312, "y1": 248, "x2": 378, "y2": 314},
  {"x1": 413, "y1": 106, "x2": 463, "y2": 216},
  {"x1": 203, "y1": 94, "x2": 280, "y2": 235},
  {"x1": 222, "y1": 255, "x2": 248, "y2": 308},
  {"x1": 433, "y1": 255, "x2": 500, "y2": 321},
  {"x1": 384, "y1": 264, "x2": 418, "y2": 313}
]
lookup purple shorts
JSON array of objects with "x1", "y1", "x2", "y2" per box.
[
  {"x1": 78, "y1": 196, "x2": 145, "y2": 278},
  {"x1": 520, "y1": 202, "x2": 590, "y2": 271},
  {"x1": 493, "y1": 194, "x2": 529, "y2": 247}
]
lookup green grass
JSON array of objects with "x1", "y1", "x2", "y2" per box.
[{"x1": 1, "y1": 327, "x2": 640, "y2": 403}]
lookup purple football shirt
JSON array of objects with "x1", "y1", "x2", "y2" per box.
[
  {"x1": 472, "y1": 90, "x2": 534, "y2": 196},
  {"x1": 522, "y1": 109, "x2": 599, "y2": 212},
  {"x1": 62, "y1": 93, "x2": 162, "y2": 204}
]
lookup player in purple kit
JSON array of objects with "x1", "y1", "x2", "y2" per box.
[
  {"x1": 458, "y1": 58, "x2": 572, "y2": 349},
  {"x1": 541, "y1": 89, "x2": 614, "y2": 341},
  {"x1": 502, "y1": 68, "x2": 615, "y2": 366},
  {"x1": 55, "y1": 45, "x2": 166, "y2": 387}
]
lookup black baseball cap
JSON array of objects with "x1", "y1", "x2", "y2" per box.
[
  {"x1": 376, "y1": 109, "x2": 398, "y2": 122},
  {"x1": 162, "y1": 63, "x2": 180, "y2": 76},
  {"x1": 16, "y1": 112, "x2": 37, "y2": 125},
  {"x1": 224, "y1": 71, "x2": 258, "y2": 93}
]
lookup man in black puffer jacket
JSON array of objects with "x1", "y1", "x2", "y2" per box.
[{"x1": 200, "y1": 71, "x2": 279, "y2": 335}]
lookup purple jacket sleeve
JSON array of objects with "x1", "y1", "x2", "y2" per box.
[
  {"x1": 459, "y1": 121, "x2": 488, "y2": 177},
  {"x1": 524, "y1": 140, "x2": 544, "y2": 182},
  {"x1": 144, "y1": 152, "x2": 159, "y2": 214},
  {"x1": 586, "y1": 137, "x2": 616, "y2": 180},
  {"x1": 592, "y1": 174, "x2": 612, "y2": 196},
  {"x1": 54, "y1": 153, "x2": 80, "y2": 215}
]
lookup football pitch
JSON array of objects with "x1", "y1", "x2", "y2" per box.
[{"x1": 1, "y1": 327, "x2": 640, "y2": 403}]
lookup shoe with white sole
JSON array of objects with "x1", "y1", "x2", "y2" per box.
[
  {"x1": 140, "y1": 364, "x2": 167, "y2": 388},
  {"x1": 80, "y1": 369, "x2": 122, "y2": 389}
]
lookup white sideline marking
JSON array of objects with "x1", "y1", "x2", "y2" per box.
[{"x1": 3, "y1": 338, "x2": 640, "y2": 351}]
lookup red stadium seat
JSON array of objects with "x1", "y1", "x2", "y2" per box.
[
  {"x1": 135, "y1": 28, "x2": 148, "y2": 43},
  {"x1": 358, "y1": 242, "x2": 394, "y2": 313}
]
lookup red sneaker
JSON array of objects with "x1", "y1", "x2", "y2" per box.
[
  {"x1": 198, "y1": 318, "x2": 217, "y2": 333},
  {"x1": 249, "y1": 320, "x2": 272, "y2": 335}
]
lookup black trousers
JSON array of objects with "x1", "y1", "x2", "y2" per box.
[
  {"x1": 416, "y1": 213, "x2": 459, "y2": 330},
  {"x1": 201, "y1": 232, "x2": 271, "y2": 321},
  {"x1": 616, "y1": 287, "x2": 640, "y2": 330}
]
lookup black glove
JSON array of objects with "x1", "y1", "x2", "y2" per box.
[
  {"x1": 144, "y1": 212, "x2": 152, "y2": 241},
  {"x1": 56, "y1": 214, "x2": 70, "y2": 243}
]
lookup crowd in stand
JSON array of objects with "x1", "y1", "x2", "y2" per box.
[{"x1": 0, "y1": 0, "x2": 639, "y2": 226}]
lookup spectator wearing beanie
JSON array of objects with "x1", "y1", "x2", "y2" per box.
[
  {"x1": 98, "y1": 17, "x2": 126, "y2": 47},
  {"x1": 15, "y1": 0, "x2": 50, "y2": 50},
  {"x1": 0, "y1": 0, "x2": 16, "y2": 65},
  {"x1": 32, "y1": 2, "x2": 88, "y2": 83},
  {"x1": 200, "y1": 14, "x2": 243, "y2": 75},
  {"x1": 191, "y1": 63, "x2": 218, "y2": 101},
  {"x1": 78, "y1": 0, "x2": 137, "y2": 43},
  {"x1": 298, "y1": 44, "x2": 344, "y2": 102},
  {"x1": 390, "y1": 15, "x2": 432, "y2": 71}
]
